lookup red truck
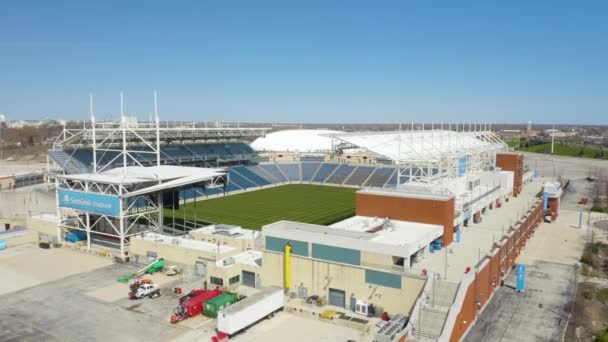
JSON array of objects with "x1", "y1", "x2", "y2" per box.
[{"x1": 170, "y1": 289, "x2": 222, "y2": 324}]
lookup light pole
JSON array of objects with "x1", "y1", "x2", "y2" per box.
[{"x1": 0, "y1": 123, "x2": 3, "y2": 161}]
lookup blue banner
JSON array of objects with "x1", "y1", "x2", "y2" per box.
[
  {"x1": 58, "y1": 189, "x2": 121, "y2": 216},
  {"x1": 458, "y1": 156, "x2": 468, "y2": 176},
  {"x1": 543, "y1": 191, "x2": 548, "y2": 211},
  {"x1": 516, "y1": 264, "x2": 526, "y2": 292}
]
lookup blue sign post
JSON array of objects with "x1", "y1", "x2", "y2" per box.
[
  {"x1": 58, "y1": 189, "x2": 121, "y2": 216},
  {"x1": 516, "y1": 264, "x2": 526, "y2": 292}
]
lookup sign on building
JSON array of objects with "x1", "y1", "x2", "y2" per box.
[
  {"x1": 458, "y1": 156, "x2": 468, "y2": 176},
  {"x1": 58, "y1": 189, "x2": 121, "y2": 216}
]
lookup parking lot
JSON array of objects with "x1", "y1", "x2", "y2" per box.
[
  {"x1": 0, "y1": 244, "x2": 364, "y2": 342},
  {"x1": 463, "y1": 206, "x2": 587, "y2": 342},
  {"x1": 464, "y1": 260, "x2": 577, "y2": 342},
  {"x1": 0, "y1": 244, "x2": 205, "y2": 341},
  {"x1": 0, "y1": 244, "x2": 112, "y2": 296}
]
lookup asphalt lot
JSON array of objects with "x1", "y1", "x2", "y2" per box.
[
  {"x1": 0, "y1": 261, "x2": 191, "y2": 342},
  {"x1": 464, "y1": 260, "x2": 577, "y2": 342},
  {"x1": 0, "y1": 245, "x2": 365, "y2": 342}
]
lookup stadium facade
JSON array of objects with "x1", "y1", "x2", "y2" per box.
[{"x1": 46, "y1": 118, "x2": 545, "y2": 340}]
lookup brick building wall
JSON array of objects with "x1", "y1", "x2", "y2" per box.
[
  {"x1": 496, "y1": 153, "x2": 524, "y2": 196},
  {"x1": 356, "y1": 192, "x2": 455, "y2": 245},
  {"x1": 446, "y1": 201, "x2": 543, "y2": 342}
]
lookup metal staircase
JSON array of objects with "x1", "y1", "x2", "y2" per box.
[{"x1": 415, "y1": 280, "x2": 459, "y2": 341}]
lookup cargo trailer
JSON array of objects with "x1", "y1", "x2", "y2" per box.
[{"x1": 217, "y1": 287, "x2": 283, "y2": 336}]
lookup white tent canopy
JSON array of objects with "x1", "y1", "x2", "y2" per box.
[
  {"x1": 251, "y1": 129, "x2": 343, "y2": 153},
  {"x1": 329, "y1": 130, "x2": 506, "y2": 163}
]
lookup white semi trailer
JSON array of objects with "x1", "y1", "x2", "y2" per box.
[{"x1": 217, "y1": 286, "x2": 283, "y2": 336}]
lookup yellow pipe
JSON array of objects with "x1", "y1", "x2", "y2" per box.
[{"x1": 284, "y1": 243, "x2": 292, "y2": 289}]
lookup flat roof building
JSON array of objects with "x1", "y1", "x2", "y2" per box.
[{"x1": 260, "y1": 220, "x2": 430, "y2": 315}]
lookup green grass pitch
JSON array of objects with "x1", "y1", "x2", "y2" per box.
[{"x1": 169, "y1": 184, "x2": 358, "y2": 230}]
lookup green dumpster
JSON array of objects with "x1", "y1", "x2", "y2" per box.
[{"x1": 203, "y1": 292, "x2": 239, "y2": 318}]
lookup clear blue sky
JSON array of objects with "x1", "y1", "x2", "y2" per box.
[{"x1": 1, "y1": 0, "x2": 606, "y2": 124}]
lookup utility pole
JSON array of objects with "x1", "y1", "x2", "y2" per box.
[
  {"x1": 551, "y1": 124, "x2": 555, "y2": 154},
  {"x1": 0, "y1": 123, "x2": 3, "y2": 162},
  {"x1": 444, "y1": 245, "x2": 448, "y2": 280}
]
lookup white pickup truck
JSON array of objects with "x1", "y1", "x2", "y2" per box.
[{"x1": 129, "y1": 283, "x2": 161, "y2": 299}]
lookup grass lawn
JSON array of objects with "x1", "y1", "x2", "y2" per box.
[
  {"x1": 525, "y1": 143, "x2": 607, "y2": 159},
  {"x1": 168, "y1": 184, "x2": 358, "y2": 230},
  {"x1": 506, "y1": 139, "x2": 608, "y2": 159}
]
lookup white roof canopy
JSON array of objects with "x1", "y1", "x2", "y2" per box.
[
  {"x1": 59, "y1": 165, "x2": 225, "y2": 185},
  {"x1": 58, "y1": 165, "x2": 226, "y2": 197},
  {"x1": 329, "y1": 130, "x2": 506, "y2": 163}
]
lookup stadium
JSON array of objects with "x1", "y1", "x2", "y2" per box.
[{"x1": 7, "y1": 115, "x2": 558, "y2": 341}]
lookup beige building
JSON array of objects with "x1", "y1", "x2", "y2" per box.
[
  {"x1": 260, "y1": 221, "x2": 430, "y2": 316},
  {"x1": 335, "y1": 154, "x2": 377, "y2": 165},
  {"x1": 129, "y1": 227, "x2": 263, "y2": 292},
  {"x1": 268, "y1": 152, "x2": 300, "y2": 162},
  {"x1": 189, "y1": 224, "x2": 261, "y2": 251}
]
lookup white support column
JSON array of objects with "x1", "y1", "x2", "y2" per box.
[
  {"x1": 85, "y1": 181, "x2": 91, "y2": 250},
  {"x1": 91, "y1": 93, "x2": 97, "y2": 173},
  {"x1": 397, "y1": 122, "x2": 402, "y2": 185},
  {"x1": 55, "y1": 177, "x2": 62, "y2": 244},
  {"x1": 85, "y1": 212, "x2": 91, "y2": 250},
  {"x1": 119, "y1": 185, "x2": 125, "y2": 259},
  {"x1": 158, "y1": 191, "x2": 164, "y2": 229},
  {"x1": 155, "y1": 91, "x2": 161, "y2": 172},
  {"x1": 121, "y1": 92, "x2": 127, "y2": 169}
]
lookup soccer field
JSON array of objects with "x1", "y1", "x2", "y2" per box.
[{"x1": 169, "y1": 184, "x2": 358, "y2": 230}]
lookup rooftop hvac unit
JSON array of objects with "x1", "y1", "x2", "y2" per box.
[
  {"x1": 214, "y1": 224, "x2": 241, "y2": 236},
  {"x1": 222, "y1": 257, "x2": 235, "y2": 266},
  {"x1": 375, "y1": 314, "x2": 408, "y2": 342}
]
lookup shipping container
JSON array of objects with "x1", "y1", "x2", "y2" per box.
[
  {"x1": 171, "y1": 289, "x2": 223, "y2": 323},
  {"x1": 217, "y1": 286, "x2": 283, "y2": 336},
  {"x1": 203, "y1": 292, "x2": 239, "y2": 318}
]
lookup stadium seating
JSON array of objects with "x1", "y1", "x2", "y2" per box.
[
  {"x1": 224, "y1": 183, "x2": 242, "y2": 192},
  {"x1": 184, "y1": 161, "x2": 402, "y2": 198},
  {"x1": 232, "y1": 166, "x2": 271, "y2": 186},
  {"x1": 51, "y1": 139, "x2": 405, "y2": 198},
  {"x1": 277, "y1": 163, "x2": 300, "y2": 182},
  {"x1": 258, "y1": 164, "x2": 288, "y2": 183},
  {"x1": 344, "y1": 166, "x2": 375, "y2": 186},
  {"x1": 228, "y1": 169, "x2": 257, "y2": 189},
  {"x1": 325, "y1": 164, "x2": 356, "y2": 184},
  {"x1": 312, "y1": 163, "x2": 339, "y2": 183},
  {"x1": 246, "y1": 165, "x2": 282, "y2": 184},
  {"x1": 363, "y1": 167, "x2": 395, "y2": 187},
  {"x1": 385, "y1": 171, "x2": 398, "y2": 187},
  {"x1": 49, "y1": 142, "x2": 255, "y2": 174},
  {"x1": 48, "y1": 149, "x2": 91, "y2": 174},
  {"x1": 301, "y1": 162, "x2": 321, "y2": 182}
]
